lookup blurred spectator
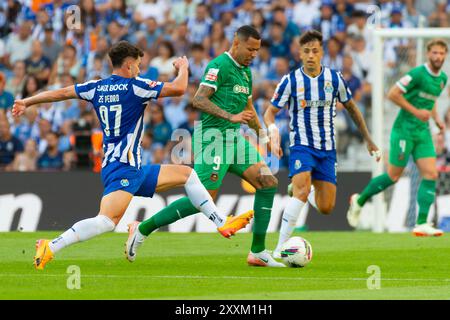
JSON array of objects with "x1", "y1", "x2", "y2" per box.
[
  {"x1": 141, "y1": 130, "x2": 154, "y2": 166},
  {"x1": 31, "y1": 8, "x2": 50, "y2": 41},
  {"x1": 345, "y1": 35, "x2": 372, "y2": 84},
  {"x1": 334, "y1": 0, "x2": 355, "y2": 25},
  {"x1": 150, "y1": 41, "x2": 177, "y2": 78},
  {"x1": 236, "y1": 0, "x2": 254, "y2": 26},
  {"x1": 171, "y1": 22, "x2": 190, "y2": 57},
  {"x1": 25, "y1": 40, "x2": 51, "y2": 86},
  {"x1": 41, "y1": 23, "x2": 62, "y2": 65},
  {"x1": 9, "y1": 138, "x2": 38, "y2": 172},
  {"x1": 187, "y1": 3, "x2": 213, "y2": 44},
  {"x1": 0, "y1": 118, "x2": 23, "y2": 169},
  {"x1": 253, "y1": 40, "x2": 275, "y2": 84},
  {"x1": 20, "y1": 74, "x2": 41, "y2": 99},
  {"x1": 148, "y1": 103, "x2": 172, "y2": 146},
  {"x1": 49, "y1": 44, "x2": 83, "y2": 85},
  {"x1": 170, "y1": 0, "x2": 198, "y2": 25},
  {"x1": 312, "y1": 0, "x2": 346, "y2": 44},
  {"x1": 206, "y1": 21, "x2": 230, "y2": 58},
  {"x1": 134, "y1": 0, "x2": 168, "y2": 25},
  {"x1": 37, "y1": 118, "x2": 52, "y2": 154},
  {"x1": 323, "y1": 36, "x2": 343, "y2": 70},
  {"x1": 179, "y1": 103, "x2": 199, "y2": 135},
  {"x1": 104, "y1": 0, "x2": 132, "y2": 28},
  {"x1": 269, "y1": 22, "x2": 291, "y2": 58},
  {"x1": 0, "y1": 0, "x2": 21, "y2": 38},
  {"x1": 293, "y1": 0, "x2": 321, "y2": 32},
  {"x1": 413, "y1": 0, "x2": 447, "y2": 27},
  {"x1": 106, "y1": 20, "x2": 128, "y2": 45},
  {"x1": 84, "y1": 37, "x2": 111, "y2": 80},
  {"x1": 5, "y1": 21, "x2": 33, "y2": 68},
  {"x1": 188, "y1": 43, "x2": 208, "y2": 82},
  {"x1": 5, "y1": 60, "x2": 26, "y2": 98},
  {"x1": 37, "y1": 131, "x2": 64, "y2": 170},
  {"x1": 0, "y1": 72, "x2": 14, "y2": 113},
  {"x1": 347, "y1": 10, "x2": 372, "y2": 50},
  {"x1": 272, "y1": 6, "x2": 300, "y2": 45},
  {"x1": 164, "y1": 95, "x2": 189, "y2": 130},
  {"x1": 139, "y1": 51, "x2": 159, "y2": 81},
  {"x1": 80, "y1": 0, "x2": 98, "y2": 30},
  {"x1": 250, "y1": 9, "x2": 268, "y2": 40}
]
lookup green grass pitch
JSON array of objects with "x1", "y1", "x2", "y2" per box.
[{"x1": 0, "y1": 231, "x2": 449, "y2": 299}]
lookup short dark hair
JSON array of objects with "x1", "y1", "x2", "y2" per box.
[
  {"x1": 427, "y1": 39, "x2": 448, "y2": 52},
  {"x1": 236, "y1": 25, "x2": 261, "y2": 41},
  {"x1": 190, "y1": 43, "x2": 205, "y2": 52},
  {"x1": 108, "y1": 41, "x2": 144, "y2": 68},
  {"x1": 299, "y1": 30, "x2": 323, "y2": 47}
]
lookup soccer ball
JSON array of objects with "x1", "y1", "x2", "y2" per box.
[{"x1": 280, "y1": 236, "x2": 313, "y2": 268}]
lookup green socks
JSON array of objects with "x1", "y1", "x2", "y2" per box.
[
  {"x1": 417, "y1": 179, "x2": 436, "y2": 225},
  {"x1": 138, "y1": 197, "x2": 198, "y2": 236},
  {"x1": 251, "y1": 187, "x2": 277, "y2": 253},
  {"x1": 357, "y1": 173, "x2": 395, "y2": 207}
]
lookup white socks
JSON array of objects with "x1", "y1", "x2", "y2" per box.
[
  {"x1": 49, "y1": 215, "x2": 116, "y2": 253},
  {"x1": 184, "y1": 170, "x2": 226, "y2": 227},
  {"x1": 307, "y1": 185, "x2": 320, "y2": 213},
  {"x1": 276, "y1": 197, "x2": 306, "y2": 252}
]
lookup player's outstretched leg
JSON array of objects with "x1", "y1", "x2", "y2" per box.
[
  {"x1": 34, "y1": 191, "x2": 132, "y2": 270},
  {"x1": 125, "y1": 165, "x2": 253, "y2": 262},
  {"x1": 347, "y1": 166, "x2": 400, "y2": 228}
]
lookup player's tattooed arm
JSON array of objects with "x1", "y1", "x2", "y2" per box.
[
  {"x1": 343, "y1": 99, "x2": 380, "y2": 160},
  {"x1": 245, "y1": 97, "x2": 263, "y2": 135},
  {"x1": 193, "y1": 85, "x2": 254, "y2": 124}
]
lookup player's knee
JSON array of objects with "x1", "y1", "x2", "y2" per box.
[
  {"x1": 256, "y1": 173, "x2": 278, "y2": 189},
  {"x1": 292, "y1": 185, "x2": 311, "y2": 202},
  {"x1": 182, "y1": 166, "x2": 194, "y2": 180},
  {"x1": 388, "y1": 172, "x2": 401, "y2": 183},
  {"x1": 423, "y1": 171, "x2": 438, "y2": 181},
  {"x1": 317, "y1": 203, "x2": 334, "y2": 215}
]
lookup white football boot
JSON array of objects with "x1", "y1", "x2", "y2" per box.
[
  {"x1": 247, "y1": 250, "x2": 286, "y2": 267},
  {"x1": 125, "y1": 221, "x2": 146, "y2": 262},
  {"x1": 412, "y1": 223, "x2": 443, "y2": 237},
  {"x1": 347, "y1": 193, "x2": 362, "y2": 228}
]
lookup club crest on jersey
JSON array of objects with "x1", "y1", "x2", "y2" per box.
[
  {"x1": 120, "y1": 179, "x2": 130, "y2": 187},
  {"x1": 324, "y1": 81, "x2": 333, "y2": 93},
  {"x1": 145, "y1": 80, "x2": 159, "y2": 88},
  {"x1": 205, "y1": 68, "x2": 219, "y2": 82},
  {"x1": 294, "y1": 159, "x2": 302, "y2": 170},
  {"x1": 210, "y1": 173, "x2": 218, "y2": 182}
]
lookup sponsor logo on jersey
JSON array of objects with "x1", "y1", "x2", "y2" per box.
[
  {"x1": 399, "y1": 75, "x2": 412, "y2": 87},
  {"x1": 272, "y1": 92, "x2": 279, "y2": 100},
  {"x1": 324, "y1": 81, "x2": 333, "y2": 93},
  {"x1": 233, "y1": 85, "x2": 249, "y2": 94},
  {"x1": 146, "y1": 80, "x2": 159, "y2": 88},
  {"x1": 205, "y1": 68, "x2": 219, "y2": 82},
  {"x1": 418, "y1": 91, "x2": 438, "y2": 101},
  {"x1": 120, "y1": 179, "x2": 130, "y2": 187},
  {"x1": 299, "y1": 100, "x2": 332, "y2": 108},
  {"x1": 97, "y1": 84, "x2": 128, "y2": 92}
]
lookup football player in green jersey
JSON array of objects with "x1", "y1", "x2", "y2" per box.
[
  {"x1": 129, "y1": 25, "x2": 285, "y2": 267},
  {"x1": 347, "y1": 39, "x2": 448, "y2": 236}
]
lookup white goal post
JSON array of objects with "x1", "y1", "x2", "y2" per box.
[{"x1": 372, "y1": 28, "x2": 450, "y2": 233}]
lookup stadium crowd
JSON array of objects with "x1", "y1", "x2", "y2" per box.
[{"x1": 0, "y1": 0, "x2": 449, "y2": 172}]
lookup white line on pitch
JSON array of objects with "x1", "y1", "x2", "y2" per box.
[{"x1": 0, "y1": 273, "x2": 450, "y2": 282}]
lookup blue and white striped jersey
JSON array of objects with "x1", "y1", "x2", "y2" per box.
[
  {"x1": 75, "y1": 75, "x2": 163, "y2": 169},
  {"x1": 271, "y1": 66, "x2": 352, "y2": 151}
]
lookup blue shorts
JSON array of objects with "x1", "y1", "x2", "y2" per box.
[
  {"x1": 289, "y1": 145, "x2": 337, "y2": 185},
  {"x1": 101, "y1": 161, "x2": 161, "y2": 197}
]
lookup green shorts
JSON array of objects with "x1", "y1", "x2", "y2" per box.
[
  {"x1": 389, "y1": 127, "x2": 436, "y2": 167},
  {"x1": 193, "y1": 133, "x2": 263, "y2": 190}
]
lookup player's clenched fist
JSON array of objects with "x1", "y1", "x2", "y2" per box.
[
  {"x1": 414, "y1": 109, "x2": 431, "y2": 122},
  {"x1": 172, "y1": 56, "x2": 189, "y2": 70},
  {"x1": 230, "y1": 110, "x2": 254, "y2": 124},
  {"x1": 12, "y1": 100, "x2": 26, "y2": 117}
]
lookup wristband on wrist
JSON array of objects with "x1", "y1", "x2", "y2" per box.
[{"x1": 268, "y1": 123, "x2": 278, "y2": 134}]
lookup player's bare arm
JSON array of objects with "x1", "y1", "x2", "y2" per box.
[
  {"x1": 343, "y1": 99, "x2": 381, "y2": 161},
  {"x1": 192, "y1": 85, "x2": 254, "y2": 124},
  {"x1": 263, "y1": 104, "x2": 283, "y2": 158},
  {"x1": 159, "y1": 56, "x2": 189, "y2": 98},
  {"x1": 432, "y1": 103, "x2": 445, "y2": 133},
  {"x1": 387, "y1": 85, "x2": 431, "y2": 122},
  {"x1": 12, "y1": 85, "x2": 78, "y2": 117}
]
